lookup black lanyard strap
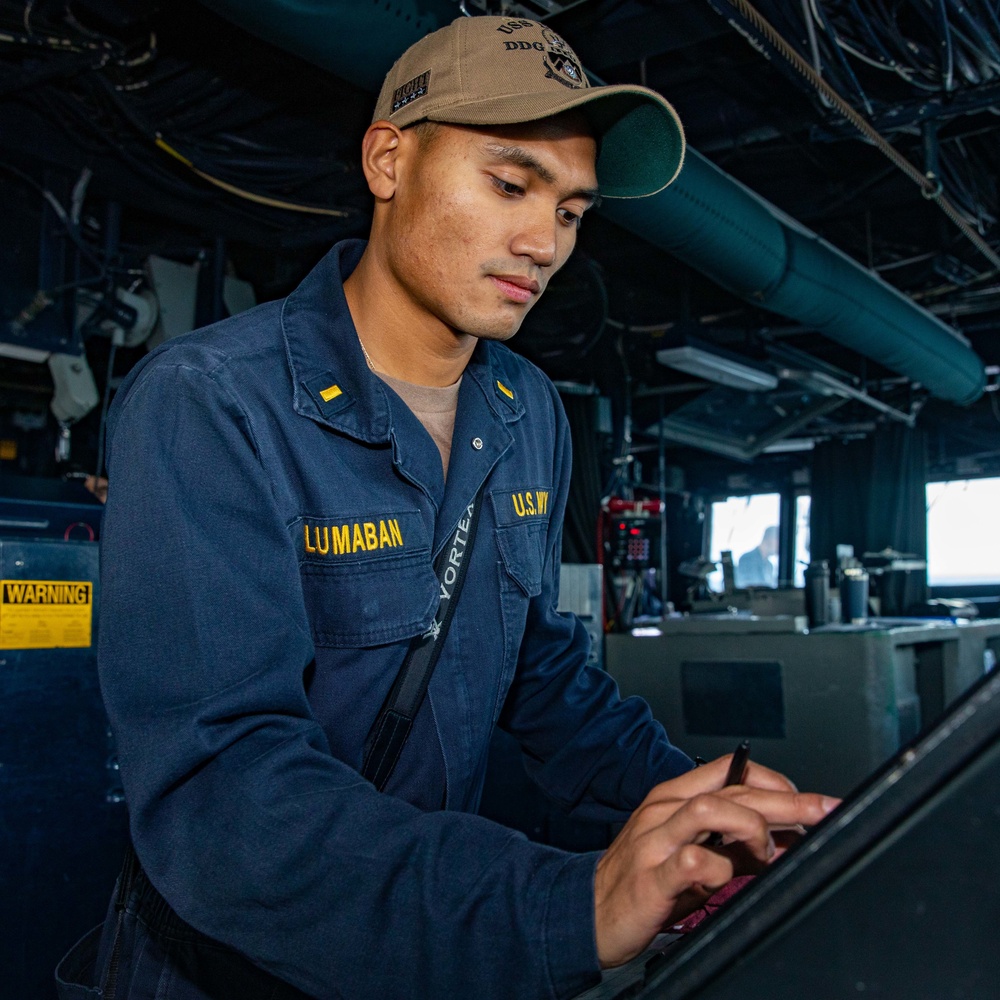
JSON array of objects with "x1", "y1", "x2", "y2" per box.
[{"x1": 362, "y1": 485, "x2": 485, "y2": 791}]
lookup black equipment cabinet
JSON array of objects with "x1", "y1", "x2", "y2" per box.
[{"x1": 0, "y1": 537, "x2": 128, "y2": 1000}]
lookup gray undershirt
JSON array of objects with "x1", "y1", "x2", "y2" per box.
[{"x1": 377, "y1": 370, "x2": 462, "y2": 481}]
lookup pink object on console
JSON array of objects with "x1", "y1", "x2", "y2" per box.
[{"x1": 670, "y1": 876, "x2": 756, "y2": 933}]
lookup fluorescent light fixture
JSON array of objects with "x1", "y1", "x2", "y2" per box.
[
  {"x1": 763, "y1": 437, "x2": 816, "y2": 454},
  {"x1": 656, "y1": 343, "x2": 778, "y2": 392}
]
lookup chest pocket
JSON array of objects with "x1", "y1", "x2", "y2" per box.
[
  {"x1": 294, "y1": 511, "x2": 438, "y2": 648},
  {"x1": 490, "y1": 486, "x2": 551, "y2": 597},
  {"x1": 495, "y1": 521, "x2": 546, "y2": 597},
  {"x1": 491, "y1": 516, "x2": 547, "y2": 722}
]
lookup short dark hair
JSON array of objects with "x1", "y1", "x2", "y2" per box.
[{"x1": 407, "y1": 120, "x2": 441, "y2": 149}]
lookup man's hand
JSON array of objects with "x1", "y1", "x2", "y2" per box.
[{"x1": 593, "y1": 755, "x2": 839, "y2": 968}]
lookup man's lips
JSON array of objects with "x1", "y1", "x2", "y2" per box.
[{"x1": 489, "y1": 274, "x2": 540, "y2": 304}]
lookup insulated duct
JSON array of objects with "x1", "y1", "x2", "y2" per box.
[
  {"x1": 199, "y1": 0, "x2": 458, "y2": 92},
  {"x1": 600, "y1": 155, "x2": 985, "y2": 406},
  {"x1": 198, "y1": 0, "x2": 985, "y2": 406}
]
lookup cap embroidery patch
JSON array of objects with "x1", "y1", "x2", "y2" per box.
[
  {"x1": 392, "y1": 70, "x2": 431, "y2": 113},
  {"x1": 542, "y1": 29, "x2": 585, "y2": 89},
  {"x1": 319, "y1": 384, "x2": 343, "y2": 402}
]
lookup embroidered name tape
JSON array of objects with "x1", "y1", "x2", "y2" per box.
[{"x1": 294, "y1": 510, "x2": 428, "y2": 562}]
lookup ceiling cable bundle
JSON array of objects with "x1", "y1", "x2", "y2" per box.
[
  {"x1": 713, "y1": 0, "x2": 1000, "y2": 270},
  {"x1": 0, "y1": 0, "x2": 362, "y2": 230}
]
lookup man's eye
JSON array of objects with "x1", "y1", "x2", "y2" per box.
[
  {"x1": 558, "y1": 208, "x2": 582, "y2": 227},
  {"x1": 491, "y1": 177, "x2": 524, "y2": 197}
]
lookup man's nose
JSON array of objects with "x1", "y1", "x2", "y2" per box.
[{"x1": 510, "y1": 210, "x2": 558, "y2": 267}]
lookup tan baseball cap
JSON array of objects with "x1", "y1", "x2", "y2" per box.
[{"x1": 372, "y1": 15, "x2": 685, "y2": 199}]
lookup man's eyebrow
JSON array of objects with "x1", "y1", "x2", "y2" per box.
[{"x1": 483, "y1": 142, "x2": 601, "y2": 205}]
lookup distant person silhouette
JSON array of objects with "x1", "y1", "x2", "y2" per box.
[{"x1": 737, "y1": 526, "x2": 778, "y2": 588}]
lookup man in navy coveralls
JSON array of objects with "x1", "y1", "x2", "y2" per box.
[{"x1": 60, "y1": 15, "x2": 836, "y2": 1000}]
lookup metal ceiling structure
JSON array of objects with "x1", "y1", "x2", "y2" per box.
[
  {"x1": 2, "y1": 0, "x2": 999, "y2": 470},
  {"x1": 198, "y1": 0, "x2": 986, "y2": 407}
]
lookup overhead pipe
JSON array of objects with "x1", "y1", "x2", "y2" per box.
[
  {"x1": 600, "y1": 154, "x2": 985, "y2": 406},
  {"x1": 199, "y1": 0, "x2": 458, "y2": 92},
  {"x1": 198, "y1": 0, "x2": 986, "y2": 406}
]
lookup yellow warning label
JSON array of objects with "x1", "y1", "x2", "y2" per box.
[{"x1": 0, "y1": 579, "x2": 93, "y2": 649}]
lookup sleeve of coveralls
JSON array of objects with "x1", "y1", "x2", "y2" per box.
[
  {"x1": 99, "y1": 356, "x2": 604, "y2": 1000},
  {"x1": 497, "y1": 369, "x2": 694, "y2": 822}
]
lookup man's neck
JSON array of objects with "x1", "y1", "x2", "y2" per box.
[{"x1": 343, "y1": 248, "x2": 476, "y2": 387}]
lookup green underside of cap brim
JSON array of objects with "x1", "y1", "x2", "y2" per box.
[
  {"x1": 583, "y1": 92, "x2": 686, "y2": 198},
  {"x1": 417, "y1": 86, "x2": 685, "y2": 199}
]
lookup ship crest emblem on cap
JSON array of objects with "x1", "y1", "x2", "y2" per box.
[{"x1": 541, "y1": 29, "x2": 585, "y2": 89}]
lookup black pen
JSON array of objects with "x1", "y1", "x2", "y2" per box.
[
  {"x1": 704, "y1": 739, "x2": 751, "y2": 847},
  {"x1": 722, "y1": 739, "x2": 751, "y2": 786}
]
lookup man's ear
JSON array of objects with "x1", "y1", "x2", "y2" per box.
[{"x1": 361, "y1": 121, "x2": 405, "y2": 201}]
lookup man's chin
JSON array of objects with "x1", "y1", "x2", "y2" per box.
[
  {"x1": 472, "y1": 324, "x2": 521, "y2": 343},
  {"x1": 461, "y1": 307, "x2": 531, "y2": 343}
]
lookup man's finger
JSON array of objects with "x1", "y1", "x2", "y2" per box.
[
  {"x1": 655, "y1": 841, "x2": 736, "y2": 905},
  {"x1": 642, "y1": 766, "x2": 839, "y2": 830},
  {"x1": 717, "y1": 787, "x2": 840, "y2": 828},
  {"x1": 661, "y1": 793, "x2": 776, "y2": 863},
  {"x1": 741, "y1": 759, "x2": 801, "y2": 793},
  {"x1": 644, "y1": 756, "x2": 740, "y2": 799}
]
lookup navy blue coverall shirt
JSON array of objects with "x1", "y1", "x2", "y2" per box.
[{"x1": 96, "y1": 240, "x2": 693, "y2": 1000}]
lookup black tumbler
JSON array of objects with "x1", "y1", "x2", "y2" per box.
[
  {"x1": 840, "y1": 566, "x2": 870, "y2": 624},
  {"x1": 804, "y1": 559, "x2": 830, "y2": 627}
]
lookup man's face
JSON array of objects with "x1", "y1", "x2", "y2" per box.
[{"x1": 378, "y1": 116, "x2": 599, "y2": 342}]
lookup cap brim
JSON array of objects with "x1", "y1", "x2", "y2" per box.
[{"x1": 420, "y1": 84, "x2": 685, "y2": 199}]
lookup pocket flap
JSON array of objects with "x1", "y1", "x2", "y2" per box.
[
  {"x1": 301, "y1": 553, "x2": 438, "y2": 647},
  {"x1": 495, "y1": 522, "x2": 546, "y2": 598}
]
